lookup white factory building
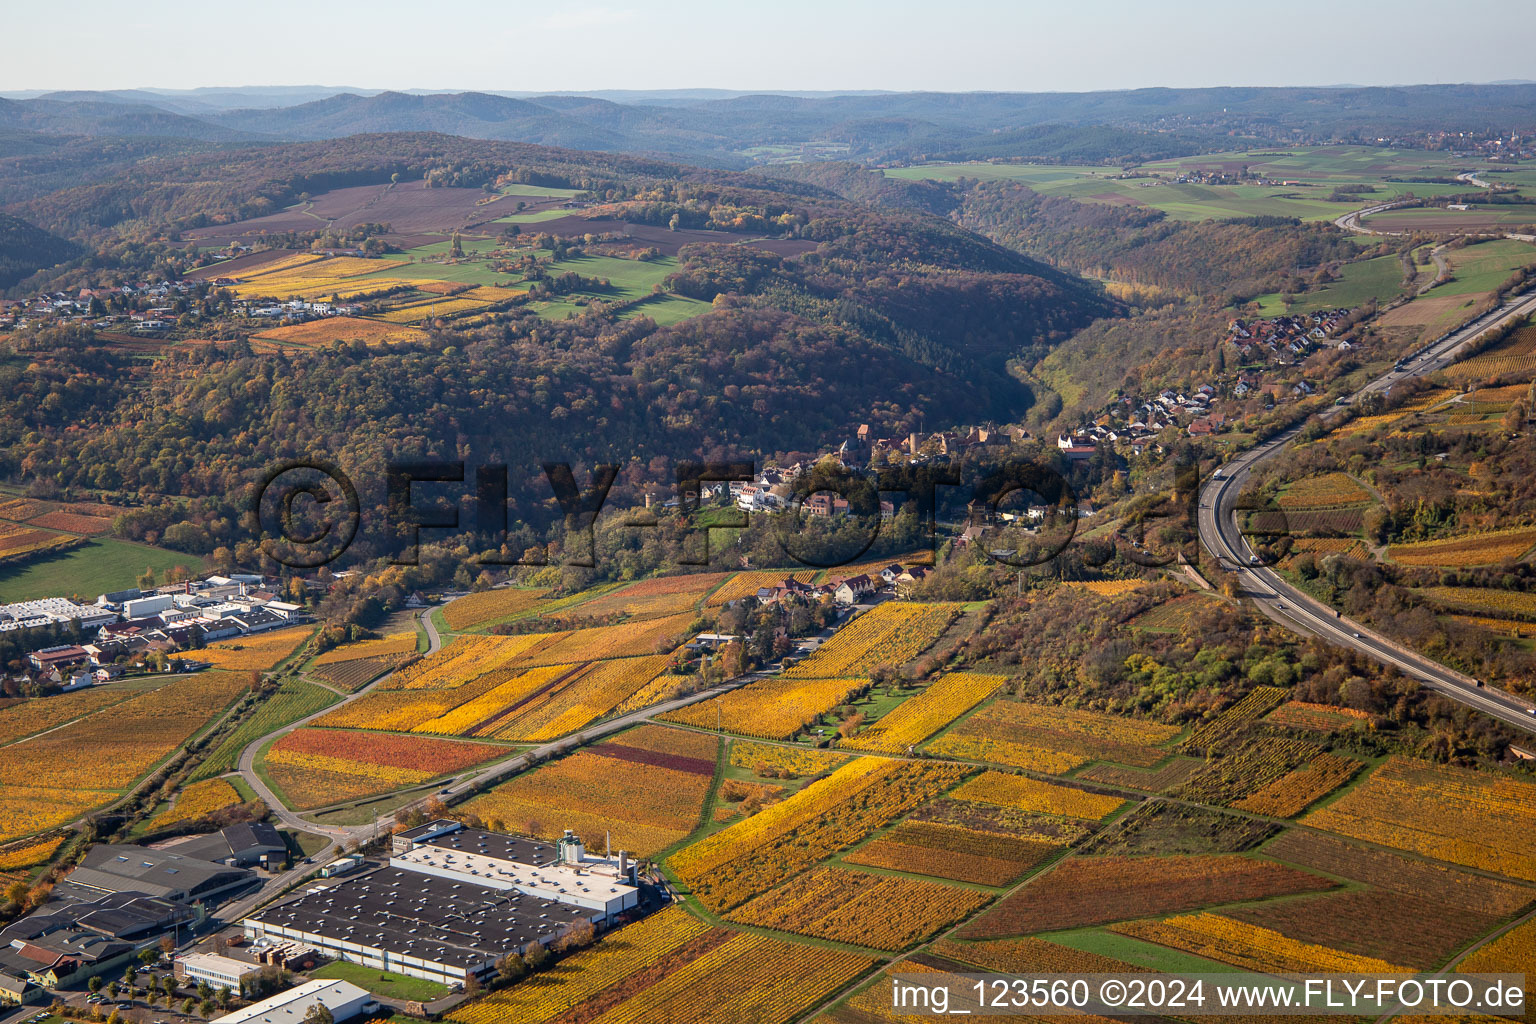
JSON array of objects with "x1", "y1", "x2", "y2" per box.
[
  {"x1": 242, "y1": 823, "x2": 640, "y2": 987},
  {"x1": 390, "y1": 821, "x2": 640, "y2": 920},
  {"x1": 210, "y1": 979, "x2": 374, "y2": 1024}
]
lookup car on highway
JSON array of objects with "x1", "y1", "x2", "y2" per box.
[
  {"x1": 1249, "y1": 555, "x2": 1260, "y2": 564},
  {"x1": 1352, "y1": 632, "x2": 1361, "y2": 638}
]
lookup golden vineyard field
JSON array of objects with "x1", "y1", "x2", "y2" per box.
[
  {"x1": 0, "y1": 672, "x2": 246, "y2": 842},
  {"x1": 173, "y1": 626, "x2": 314, "y2": 672},
  {"x1": 441, "y1": 587, "x2": 552, "y2": 630},
  {"x1": 312, "y1": 631, "x2": 419, "y2": 666},
  {"x1": 1276, "y1": 472, "x2": 1371, "y2": 509},
  {"x1": 784, "y1": 602, "x2": 963, "y2": 678},
  {"x1": 1303, "y1": 756, "x2": 1536, "y2": 881},
  {"x1": 1388, "y1": 526, "x2": 1536, "y2": 566},
  {"x1": 660, "y1": 675, "x2": 866, "y2": 739},
  {"x1": 840, "y1": 672, "x2": 1005, "y2": 753}
]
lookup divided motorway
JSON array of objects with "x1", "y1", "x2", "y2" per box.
[{"x1": 1200, "y1": 290, "x2": 1536, "y2": 736}]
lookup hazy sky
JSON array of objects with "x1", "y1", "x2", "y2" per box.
[{"x1": 5, "y1": 0, "x2": 1534, "y2": 93}]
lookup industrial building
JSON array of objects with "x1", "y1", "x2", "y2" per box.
[
  {"x1": 243, "y1": 822, "x2": 641, "y2": 987},
  {"x1": 210, "y1": 978, "x2": 374, "y2": 1024},
  {"x1": 172, "y1": 822, "x2": 287, "y2": 868},
  {"x1": 391, "y1": 821, "x2": 640, "y2": 920},
  {"x1": 66, "y1": 844, "x2": 256, "y2": 905},
  {"x1": 175, "y1": 952, "x2": 258, "y2": 993}
]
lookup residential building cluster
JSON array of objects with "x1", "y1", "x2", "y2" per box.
[
  {"x1": 744, "y1": 562, "x2": 930, "y2": 609},
  {"x1": 1226, "y1": 310, "x2": 1351, "y2": 364}
]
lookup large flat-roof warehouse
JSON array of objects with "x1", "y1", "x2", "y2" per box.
[{"x1": 244, "y1": 867, "x2": 589, "y2": 986}]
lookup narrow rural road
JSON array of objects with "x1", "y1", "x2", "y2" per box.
[{"x1": 1200, "y1": 289, "x2": 1536, "y2": 736}]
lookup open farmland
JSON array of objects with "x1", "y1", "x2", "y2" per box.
[
  {"x1": 844, "y1": 820, "x2": 1060, "y2": 885},
  {"x1": 951, "y1": 771, "x2": 1125, "y2": 820},
  {"x1": 1265, "y1": 700, "x2": 1373, "y2": 733},
  {"x1": 264, "y1": 728, "x2": 507, "y2": 810},
  {"x1": 318, "y1": 626, "x2": 678, "y2": 740},
  {"x1": 172, "y1": 625, "x2": 313, "y2": 672},
  {"x1": 1302, "y1": 756, "x2": 1536, "y2": 881},
  {"x1": 0, "y1": 538, "x2": 199, "y2": 603},
  {"x1": 957, "y1": 853, "x2": 1334, "y2": 938},
  {"x1": 840, "y1": 672, "x2": 1005, "y2": 754},
  {"x1": 147, "y1": 777, "x2": 243, "y2": 830},
  {"x1": 1111, "y1": 913, "x2": 1406, "y2": 973},
  {"x1": 448, "y1": 904, "x2": 873, "y2": 1024},
  {"x1": 1362, "y1": 203, "x2": 1536, "y2": 233},
  {"x1": 0, "y1": 835, "x2": 65, "y2": 872},
  {"x1": 188, "y1": 181, "x2": 516, "y2": 242},
  {"x1": 189, "y1": 678, "x2": 339, "y2": 781},
  {"x1": 729, "y1": 740, "x2": 849, "y2": 778},
  {"x1": 0, "y1": 521, "x2": 83, "y2": 564},
  {"x1": 888, "y1": 147, "x2": 1488, "y2": 222},
  {"x1": 1255, "y1": 253, "x2": 1409, "y2": 315},
  {"x1": 1223, "y1": 886, "x2": 1504, "y2": 968},
  {"x1": 1387, "y1": 526, "x2": 1536, "y2": 566},
  {"x1": 441, "y1": 586, "x2": 552, "y2": 630},
  {"x1": 1180, "y1": 685, "x2": 1289, "y2": 755},
  {"x1": 1276, "y1": 472, "x2": 1371, "y2": 509},
  {"x1": 553, "y1": 572, "x2": 726, "y2": 621},
  {"x1": 726, "y1": 865, "x2": 989, "y2": 950},
  {"x1": 0, "y1": 671, "x2": 247, "y2": 842},
  {"x1": 1440, "y1": 323, "x2": 1536, "y2": 382},
  {"x1": 251, "y1": 316, "x2": 427, "y2": 347},
  {"x1": 1261, "y1": 829, "x2": 1536, "y2": 915},
  {"x1": 927, "y1": 699, "x2": 1179, "y2": 772},
  {"x1": 460, "y1": 726, "x2": 718, "y2": 856},
  {"x1": 661, "y1": 675, "x2": 867, "y2": 739},
  {"x1": 669, "y1": 757, "x2": 969, "y2": 912},
  {"x1": 312, "y1": 631, "x2": 420, "y2": 666}
]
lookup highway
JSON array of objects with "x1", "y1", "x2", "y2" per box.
[{"x1": 1199, "y1": 289, "x2": 1536, "y2": 736}]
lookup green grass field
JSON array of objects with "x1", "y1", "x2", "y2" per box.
[
  {"x1": 886, "y1": 146, "x2": 1502, "y2": 222},
  {"x1": 1432, "y1": 238, "x2": 1536, "y2": 296},
  {"x1": 548, "y1": 253, "x2": 677, "y2": 299},
  {"x1": 496, "y1": 183, "x2": 583, "y2": 200},
  {"x1": 189, "y1": 679, "x2": 340, "y2": 782},
  {"x1": 362, "y1": 260, "x2": 516, "y2": 287},
  {"x1": 403, "y1": 237, "x2": 502, "y2": 257},
  {"x1": 1362, "y1": 203, "x2": 1536, "y2": 232},
  {"x1": 492, "y1": 208, "x2": 574, "y2": 224},
  {"x1": 1254, "y1": 253, "x2": 1408, "y2": 315},
  {"x1": 0, "y1": 538, "x2": 200, "y2": 603},
  {"x1": 310, "y1": 960, "x2": 450, "y2": 1001},
  {"x1": 621, "y1": 292, "x2": 713, "y2": 325}
]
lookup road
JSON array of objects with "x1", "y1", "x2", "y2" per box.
[
  {"x1": 211, "y1": 605, "x2": 812, "y2": 923},
  {"x1": 1334, "y1": 178, "x2": 1535, "y2": 243},
  {"x1": 1199, "y1": 289, "x2": 1536, "y2": 736}
]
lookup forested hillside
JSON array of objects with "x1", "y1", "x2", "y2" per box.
[
  {"x1": 0, "y1": 138, "x2": 1115, "y2": 565},
  {"x1": 957, "y1": 181, "x2": 1358, "y2": 299},
  {"x1": 0, "y1": 211, "x2": 81, "y2": 289}
]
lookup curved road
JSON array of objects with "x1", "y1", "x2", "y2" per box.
[{"x1": 1200, "y1": 289, "x2": 1536, "y2": 735}]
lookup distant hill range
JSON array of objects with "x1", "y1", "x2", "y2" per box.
[{"x1": 2, "y1": 84, "x2": 1534, "y2": 169}]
